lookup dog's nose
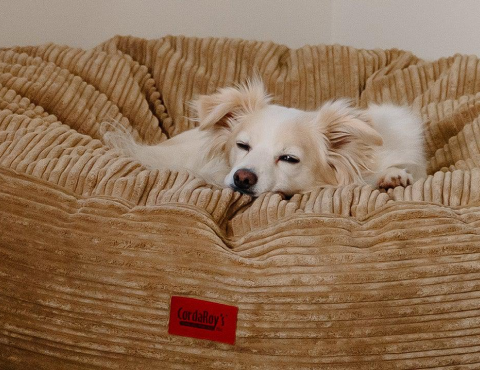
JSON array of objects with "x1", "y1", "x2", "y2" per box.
[{"x1": 233, "y1": 169, "x2": 258, "y2": 190}]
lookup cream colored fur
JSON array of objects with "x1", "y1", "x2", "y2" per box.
[{"x1": 103, "y1": 81, "x2": 426, "y2": 197}]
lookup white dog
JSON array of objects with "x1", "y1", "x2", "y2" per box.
[{"x1": 104, "y1": 80, "x2": 426, "y2": 197}]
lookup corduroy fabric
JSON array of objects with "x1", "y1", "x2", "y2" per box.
[{"x1": 1, "y1": 35, "x2": 480, "y2": 369}]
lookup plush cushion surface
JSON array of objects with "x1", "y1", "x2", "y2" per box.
[{"x1": 1, "y1": 35, "x2": 480, "y2": 369}]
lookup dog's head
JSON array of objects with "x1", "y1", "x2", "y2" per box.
[{"x1": 194, "y1": 81, "x2": 383, "y2": 197}]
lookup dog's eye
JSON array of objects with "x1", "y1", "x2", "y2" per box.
[
  {"x1": 279, "y1": 155, "x2": 300, "y2": 164},
  {"x1": 236, "y1": 142, "x2": 251, "y2": 151}
]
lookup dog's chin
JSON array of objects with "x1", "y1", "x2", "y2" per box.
[
  {"x1": 230, "y1": 185, "x2": 256, "y2": 197},
  {"x1": 229, "y1": 185, "x2": 290, "y2": 200}
]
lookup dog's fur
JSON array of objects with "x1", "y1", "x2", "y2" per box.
[{"x1": 103, "y1": 80, "x2": 426, "y2": 197}]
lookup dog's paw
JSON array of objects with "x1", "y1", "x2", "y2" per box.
[{"x1": 377, "y1": 167, "x2": 413, "y2": 189}]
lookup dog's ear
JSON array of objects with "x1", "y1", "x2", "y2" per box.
[
  {"x1": 316, "y1": 99, "x2": 383, "y2": 150},
  {"x1": 314, "y1": 99, "x2": 383, "y2": 184},
  {"x1": 194, "y1": 79, "x2": 271, "y2": 131}
]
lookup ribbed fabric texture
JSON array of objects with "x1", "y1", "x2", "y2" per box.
[{"x1": 1, "y1": 35, "x2": 480, "y2": 369}]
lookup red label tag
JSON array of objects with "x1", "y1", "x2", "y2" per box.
[{"x1": 168, "y1": 296, "x2": 238, "y2": 345}]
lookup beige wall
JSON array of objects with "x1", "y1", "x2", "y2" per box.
[
  {"x1": 0, "y1": 0, "x2": 479, "y2": 60},
  {"x1": 332, "y1": 0, "x2": 480, "y2": 60},
  {"x1": 0, "y1": 0, "x2": 331, "y2": 49}
]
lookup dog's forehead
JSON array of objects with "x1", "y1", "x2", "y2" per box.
[
  {"x1": 261, "y1": 105, "x2": 306, "y2": 122},
  {"x1": 242, "y1": 105, "x2": 313, "y2": 133},
  {"x1": 236, "y1": 105, "x2": 317, "y2": 152}
]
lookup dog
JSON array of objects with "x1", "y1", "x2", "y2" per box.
[{"x1": 103, "y1": 80, "x2": 426, "y2": 197}]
